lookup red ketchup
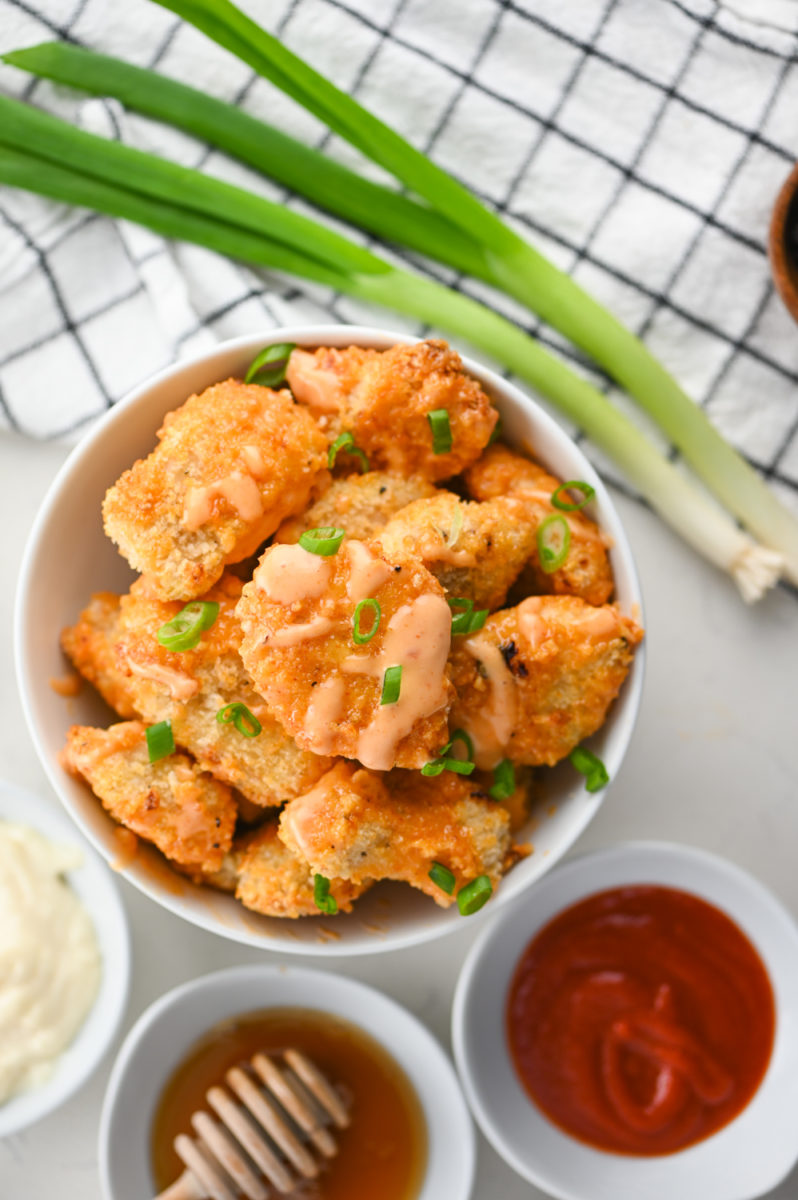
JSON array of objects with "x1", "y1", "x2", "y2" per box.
[{"x1": 506, "y1": 885, "x2": 775, "y2": 1155}]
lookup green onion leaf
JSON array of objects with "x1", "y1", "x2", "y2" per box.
[
  {"x1": 352, "y1": 598, "x2": 381, "y2": 645},
  {"x1": 551, "y1": 481, "x2": 596, "y2": 512},
  {"x1": 421, "y1": 728, "x2": 475, "y2": 776},
  {"x1": 328, "y1": 430, "x2": 369, "y2": 473},
  {"x1": 380, "y1": 665, "x2": 402, "y2": 705},
  {"x1": 245, "y1": 341, "x2": 295, "y2": 386},
  {"x1": 428, "y1": 862, "x2": 456, "y2": 895},
  {"x1": 446, "y1": 597, "x2": 489, "y2": 636},
  {"x1": 487, "y1": 415, "x2": 503, "y2": 446},
  {"x1": 216, "y1": 702, "x2": 262, "y2": 738},
  {"x1": 146, "y1": 720, "x2": 174, "y2": 764},
  {"x1": 537, "y1": 513, "x2": 571, "y2": 574},
  {"x1": 467, "y1": 608, "x2": 488, "y2": 633},
  {"x1": 488, "y1": 759, "x2": 515, "y2": 801},
  {"x1": 313, "y1": 873, "x2": 338, "y2": 915},
  {"x1": 298, "y1": 526, "x2": 345, "y2": 556},
  {"x1": 457, "y1": 875, "x2": 493, "y2": 916},
  {"x1": 569, "y1": 746, "x2": 609, "y2": 793},
  {"x1": 156, "y1": 600, "x2": 219, "y2": 652},
  {"x1": 448, "y1": 728, "x2": 474, "y2": 761},
  {"x1": 427, "y1": 409, "x2": 452, "y2": 455}
]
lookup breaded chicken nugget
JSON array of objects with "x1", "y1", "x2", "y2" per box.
[
  {"x1": 472, "y1": 765, "x2": 535, "y2": 834},
  {"x1": 279, "y1": 761, "x2": 510, "y2": 908},
  {"x1": 464, "y1": 445, "x2": 614, "y2": 606},
  {"x1": 274, "y1": 471, "x2": 436, "y2": 545},
  {"x1": 62, "y1": 721, "x2": 236, "y2": 871},
  {"x1": 236, "y1": 538, "x2": 454, "y2": 770},
  {"x1": 60, "y1": 592, "x2": 137, "y2": 719},
  {"x1": 103, "y1": 379, "x2": 328, "y2": 601},
  {"x1": 286, "y1": 340, "x2": 498, "y2": 481},
  {"x1": 376, "y1": 491, "x2": 538, "y2": 611},
  {"x1": 233, "y1": 822, "x2": 366, "y2": 918},
  {"x1": 450, "y1": 595, "x2": 642, "y2": 768}
]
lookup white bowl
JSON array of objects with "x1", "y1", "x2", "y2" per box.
[
  {"x1": 0, "y1": 778, "x2": 130, "y2": 1135},
  {"x1": 15, "y1": 325, "x2": 644, "y2": 955},
  {"x1": 452, "y1": 841, "x2": 798, "y2": 1200},
  {"x1": 99, "y1": 963, "x2": 474, "y2": 1200}
]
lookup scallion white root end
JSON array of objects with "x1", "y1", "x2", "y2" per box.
[{"x1": 730, "y1": 542, "x2": 784, "y2": 604}]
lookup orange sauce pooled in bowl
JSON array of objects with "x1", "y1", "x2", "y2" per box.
[
  {"x1": 507, "y1": 885, "x2": 775, "y2": 1156},
  {"x1": 151, "y1": 1007, "x2": 427, "y2": 1198}
]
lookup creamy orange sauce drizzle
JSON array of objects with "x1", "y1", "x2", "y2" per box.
[
  {"x1": 340, "y1": 593, "x2": 451, "y2": 771},
  {"x1": 286, "y1": 349, "x2": 343, "y2": 413},
  {"x1": 303, "y1": 677, "x2": 346, "y2": 754},
  {"x1": 125, "y1": 657, "x2": 199, "y2": 701},
  {"x1": 346, "y1": 541, "x2": 393, "y2": 602},
  {"x1": 240, "y1": 444, "x2": 266, "y2": 478},
  {"x1": 254, "y1": 544, "x2": 332, "y2": 604},
  {"x1": 49, "y1": 673, "x2": 81, "y2": 697},
  {"x1": 517, "y1": 602, "x2": 549, "y2": 651},
  {"x1": 183, "y1": 472, "x2": 264, "y2": 530},
  {"x1": 463, "y1": 634, "x2": 518, "y2": 768},
  {"x1": 268, "y1": 617, "x2": 335, "y2": 647}
]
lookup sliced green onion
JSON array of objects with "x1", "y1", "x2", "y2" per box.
[
  {"x1": 216, "y1": 702, "x2": 262, "y2": 738},
  {"x1": 244, "y1": 341, "x2": 295, "y2": 386},
  {"x1": 380, "y1": 665, "x2": 402, "y2": 705},
  {"x1": 156, "y1": 600, "x2": 219, "y2": 652},
  {"x1": 421, "y1": 728, "x2": 475, "y2": 776},
  {"x1": 448, "y1": 728, "x2": 474, "y2": 761},
  {"x1": 313, "y1": 873, "x2": 338, "y2": 915},
  {"x1": 427, "y1": 409, "x2": 452, "y2": 455},
  {"x1": 328, "y1": 431, "x2": 369, "y2": 473},
  {"x1": 446, "y1": 597, "x2": 489, "y2": 636},
  {"x1": 487, "y1": 415, "x2": 503, "y2": 446},
  {"x1": 298, "y1": 526, "x2": 345, "y2": 556},
  {"x1": 457, "y1": 875, "x2": 493, "y2": 916},
  {"x1": 569, "y1": 746, "x2": 609, "y2": 793},
  {"x1": 537, "y1": 513, "x2": 571, "y2": 574},
  {"x1": 489, "y1": 758, "x2": 515, "y2": 801},
  {"x1": 467, "y1": 608, "x2": 488, "y2": 633},
  {"x1": 352, "y1": 598, "x2": 381, "y2": 645},
  {"x1": 428, "y1": 862, "x2": 456, "y2": 895},
  {"x1": 146, "y1": 720, "x2": 174, "y2": 764},
  {"x1": 551, "y1": 481, "x2": 596, "y2": 512}
]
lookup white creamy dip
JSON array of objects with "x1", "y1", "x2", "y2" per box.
[{"x1": 0, "y1": 822, "x2": 101, "y2": 1105}]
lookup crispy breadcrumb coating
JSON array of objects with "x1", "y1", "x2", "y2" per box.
[
  {"x1": 236, "y1": 539, "x2": 454, "y2": 770},
  {"x1": 376, "y1": 491, "x2": 538, "y2": 611},
  {"x1": 450, "y1": 595, "x2": 643, "y2": 768},
  {"x1": 233, "y1": 822, "x2": 366, "y2": 918},
  {"x1": 286, "y1": 340, "x2": 498, "y2": 481},
  {"x1": 464, "y1": 444, "x2": 614, "y2": 606},
  {"x1": 274, "y1": 471, "x2": 436, "y2": 545},
  {"x1": 62, "y1": 721, "x2": 236, "y2": 871},
  {"x1": 103, "y1": 379, "x2": 328, "y2": 601},
  {"x1": 60, "y1": 592, "x2": 137, "y2": 719}
]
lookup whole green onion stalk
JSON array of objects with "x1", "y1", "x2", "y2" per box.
[{"x1": 0, "y1": 91, "x2": 782, "y2": 600}]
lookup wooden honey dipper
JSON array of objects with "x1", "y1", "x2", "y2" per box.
[{"x1": 154, "y1": 1048, "x2": 350, "y2": 1200}]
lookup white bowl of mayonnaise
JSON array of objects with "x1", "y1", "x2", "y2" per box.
[{"x1": 0, "y1": 778, "x2": 130, "y2": 1135}]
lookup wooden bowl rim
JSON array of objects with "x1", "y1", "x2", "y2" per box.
[{"x1": 769, "y1": 160, "x2": 798, "y2": 324}]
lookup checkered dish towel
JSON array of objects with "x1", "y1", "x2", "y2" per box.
[{"x1": 1, "y1": 0, "x2": 797, "y2": 519}]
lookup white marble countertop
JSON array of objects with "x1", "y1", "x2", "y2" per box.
[{"x1": 1, "y1": 429, "x2": 797, "y2": 1200}]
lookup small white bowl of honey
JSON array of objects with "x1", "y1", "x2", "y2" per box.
[{"x1": 99, "y1": 963, "x2": 474, "y2": 1200}]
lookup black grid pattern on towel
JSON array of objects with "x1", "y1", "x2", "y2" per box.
[{"x1": 0, "y1": 0, "x2": 797, "y2": 514}]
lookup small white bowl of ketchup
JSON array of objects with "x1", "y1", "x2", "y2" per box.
[{"x1": 452, "y1": 841, "x2": 798, "y2": 1200}]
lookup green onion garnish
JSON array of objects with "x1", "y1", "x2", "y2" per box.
[
  {"x1": 352, "y1": 598, "x2": 381, "y2": 645},
  {"x1": 536, "y1": 513, "x2": 571, "y2": 574},
  {"x1": 447, "y1": 597, "x2": 489, "y2": 636},
  {"x1": 427, "y1": 409, "x2": 452, "y2": 455},
  {"x1": 328, "y1": 431, "x2": 369, "y2": 473},
  {"x1": 551, "y1": 481, "x2": 596, "y2": 512},
  {"x1": 569, "y1": 746, "x2": 609, "y2": 793},
  {"x1": 428, "y1": 862, "x2": 456, "y2": 895},
  {"x1": 457, "y1": 875, "x2": 493, "y2": 916},
  {"x1": 244, "y1": 341, "x2": 295, "y2": 386},
  {"x1": 487, "y1": 415, "x2": 503, "y2": 446},
  {"x1": 216, "y1": 702, "x2": 262, "y2": 738},
  {"x1": 146, "y1": 720, "x2": 174, "y2": 764},
  {"x1": 489, "y1": 758, "x2": 515, "y2": 801},
  {"x1": 313, "y1": 873, "x2": 338, "y2": 915},
  {"x1": 156, "y1": 600, "x2": 219, "y2": 652},
  {"x1": 380, "y1": 665, "x2": 402, "y2": 705},
  {"x1": 298, "y1": 526, "x2": 345, "y2": 556},
  {"x1": 421, "y1": 728, "x2": 476, "y2": 776}
]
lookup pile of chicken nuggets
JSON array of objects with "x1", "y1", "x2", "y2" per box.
[{"x1": 61, "y1": 339, "x2": 642, "y2": 920}]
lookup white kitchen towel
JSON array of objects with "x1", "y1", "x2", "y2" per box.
[{"x1": 0, "y1": 0, "x2": 797, "y2": 518}]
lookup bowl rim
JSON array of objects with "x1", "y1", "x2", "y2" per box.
[
  {"x1": 451, "y1": 839, "x2": 798, "y2": 1200},
  {"x1": 768, "y1": 160, "x2": 798, "y2": 324},
  {"x1": 0, "y1": 778, "x2": 131, "y2": 1135},
  {"x1": 98, "y1": 962, "x2": 475, "y2": 1200},
  {"x1": 14, "y1": 323, "x2": 645, "y2": 956}
]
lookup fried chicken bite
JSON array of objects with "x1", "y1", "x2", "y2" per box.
[
  {"x1": 103, "y1": 379, "x2": 328, "y2": 601},
  {"x1": 473, "y1": 765, "x2": 536, "y2": 834},
  {"x1": 62, "y1": 721, "x2": 236, "y2": 871},
  {"x1": 449, "y1": 595, "x2": 642, "y2": 769},
  {"x1": 279, "y1": 761, "x2": 510, "y2": 908},
  {"x1": 376, "y1": 491, "x2": 538, "y2": 611},
  {"x1": 464, "y1": 444, "x2": 614, "y2": 606},
  {"x1": 274, "y1": 471, "x2": 437, "y2": 545},
  {"x1": 286, "y1": 340, "x2": 498, "y2": 481},
  {"x1": 236, "y1": 538, "x2": 454, "y2": 771},
  {"x1": 233, "y1": 822, "x2": 366, "y2": 918},
  {"x1": 60, "y1": 592, "x2": 137, "y2": 719}
]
